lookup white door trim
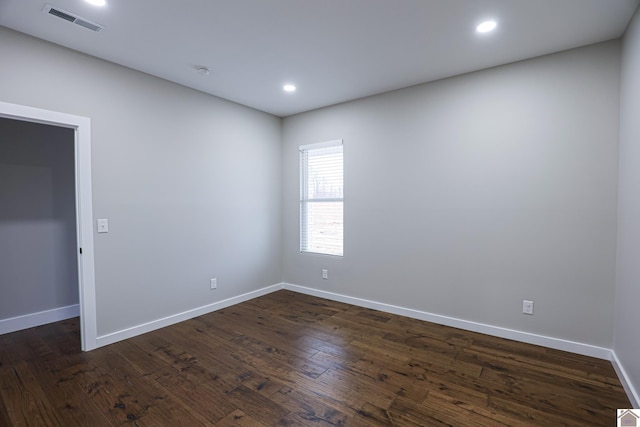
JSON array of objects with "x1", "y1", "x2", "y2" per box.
[{"x1": 0, "y1": 101, "x2": 97, "y2": 351}]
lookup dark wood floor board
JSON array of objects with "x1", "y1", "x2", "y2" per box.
[
  {"x1": 109, "y1": 339, "x2": 171, "y2": 377},
  {"x1": 466, "y1": 331, "x2": 550, "y2": 358},
  {"x1": 308, "y1": 343, "x2": 431, "y2": 404},
  {"x1": 217, "y1": 303, "x2": 307, "y2": 340},
  {"x1": 366, "y1": 367, "x2": 431, "y2": 404},
  {"x1": 221, "y1": 317, "x2": 314, "y2": 360},
  {"x1": 0, "y1": 331, "x2": 38, "y2": 365},
  {"x1": 430, "y1": 359, "x2": 619, "y2": 424},
  {"x1": 67, "y1": 362, "x2": 146, "y2": 425},
  {"x1": 379, "y1": 364, "x2": 490, "y2": 408},
  {"x1": 189, "y1": 312, "x2": 247, "y2": 343},
  {"x1": 296, "y1": 334, "x2": 365, "y2": 364},
  {"x1": 246, "y1": 300, "x2": 342, "y2": 326},
  {"x1": 225, "y1": 385, "x2": 290, "y2": 425},
  {"x1": 419, "y1": 391, "x2": 511, "y2": 427},
  {"x1": 379, "y1": 365, "x2": 482, "y2": 406},
  {"x1": 248, "y1": 291, "x2": 349, "y2": 317},
  {"x1": 381, "y1": 331, "x2": 462, "y2": 359},
  {"x1": 331, "y1": 308, "x2": 393, "y2": 331},
  {"x1": 424, "y1": 362, "x2": 565, "y2": 417},
  {"x1": 312, "y1": 315, "x2": 390, "y2": 343},
  {"x1": 343, "y1": 338, "x2": 414, "y2": 369},
  {"x1": 225, "y1": 345, "x2": 325, "y2": 395},
  {"x1": 285, "y1": 317, "x2": 366, "y2": 351},
  {"x1": 155, "y1": 323, "x2": 255, "y2": 377},
  {"x1": 289, "y1": 378, "x2": 369, "y2": 418},
  {"x1": 487, "y1": 394, "x2": 588, "y2": 427},
  {"x1": 462, "y1": 338, "x2": 611, "y2": 382},
  {"x1": 314, "y1": 367, "x2": 399, "y2": 411},
  {"x1": 78, "y1": 345, "x2": 212, "y2": 426},
  {"x1": 174, "y1": 315, "x2": 323, "y2": 390},
  {"x1": 0, "y1": 391, "x2": 13, "y2": 427},
  {"x1": 479, "y1": 361, "x2": 628, "y2": 411},
  {"x1": 270, "y1": 385, "x2": 352, "y2": 426},
  {"x1": 309, "y1": 349, "x2": 353, "y2": 375},
  {"x1": 230, "y1": 334, "x2": 329, "y2": 380},
  {"x1": 216, "y1": 409, "x2": 267, "y2": 427},
  {"x1": 194, "y1": 309, "x2": 322, "y2": 362},
  {"x1": 28, "y1": 351, "x2": 112, "y2": 427},
  {"x1": 461, "y1": 346, "x2": 631, "y2": 408},
  {"x1": 151, "y1": 364, "x2": 241, "y2": 424},
  {"x1": 36, "y1": 318, "x2": 81, "y2": 353},
  {"x1": 0, "y1": 360, "x2": 65, "y2": 426},
  {"x1": 348, "y1": 333, "x2": 454, "y2": 369},
  {"x1": 407, "y1": 354, "x2": 484, "y2": 379},
  {"x1": 128, "y1": 332, "x2": 219, "y2": 385},
  {"x1": 469, "y1": 331, "x2": 616, "y2": 379},
  {"x1": 387, "y1": 395, "x2": 460, "y2": 427},
  {"x1": 0, "y1": 290, "x2": 630, "y2": 426},
  {"x1": 544, "y1": 345, "x2": 619, "y2": 376},
  {"x1": 350, "y1": 402, "x2": 400, "y2": 426},
  {"x1": 239, "y1": 373, "x2": 288, "y2": 398}
]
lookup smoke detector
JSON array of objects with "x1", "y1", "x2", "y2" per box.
[{"x1": 43, "y1": 4, "x2": 105, "y2": 32}]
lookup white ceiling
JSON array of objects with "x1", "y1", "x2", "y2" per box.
[{"x1": 1, "y1": 0, "x2": 638, "y2": 117}]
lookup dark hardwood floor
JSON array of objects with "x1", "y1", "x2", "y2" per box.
[{"x1": 0, "y1": 290, "x2": 630, "y2": 426}]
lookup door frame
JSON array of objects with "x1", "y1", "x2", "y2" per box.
[{"x1": 0, "y1": 101, "x2": 97, "y2": 351}]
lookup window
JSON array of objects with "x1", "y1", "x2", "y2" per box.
[{"x1": 300, "y1": 140, "x2": 343, "y2": 256}]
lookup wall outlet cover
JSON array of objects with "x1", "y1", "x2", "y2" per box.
[{"x1": 97, "y1": 218, "x2": 109, "y2": 233}]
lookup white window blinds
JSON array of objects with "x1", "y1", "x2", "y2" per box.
[{"x1": 300, "y1": 140, "x2": 343, "y2": 256}]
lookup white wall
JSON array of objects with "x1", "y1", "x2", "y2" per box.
[
  {"x1": 283, "y1": 41, "x2": 621, "y2": 348},
  {"x1": 615, "y1": 4, "x2": 640, "y2": 406},
  {"x1": 0, "y1": 118, "x2": 77, "y2": 320},
  {"x1": 0, "y1": 27, "x2": 282, "y2": 337}
]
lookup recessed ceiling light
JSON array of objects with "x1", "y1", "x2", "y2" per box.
[
  {"x1": 476, "y1": 20, "x2": 497, "y2": 33},
  {"x1": 195, "y1": 66, "x2": 211, "y2": 76},
  {"x1": 283, "y1": 84, "x2": 296, "y2": 93},
  {"x1": 85, "y1": 0, "x2": 106, "y2": 6}
]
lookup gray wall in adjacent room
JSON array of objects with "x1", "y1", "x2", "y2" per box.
[
  {"x1": 0, "y1": 27, "x2": 283, "y2": 336},
  {"x1": 0, "y1": 118, "x2": 77, "y2": 320},
  {"x1": 282, "y1": 41, "x2": 620, "y2": 348},
  {"x1": 615, "y1": 4, "x2": 640, "y2": 405}
]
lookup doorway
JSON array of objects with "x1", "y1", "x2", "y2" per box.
[{"x1": 0, "y1": 101, "x2": 97, "y2": 351}]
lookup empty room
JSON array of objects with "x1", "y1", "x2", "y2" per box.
[{"x1": 1, "y1": 0, "x2": 640, "y2": 425}]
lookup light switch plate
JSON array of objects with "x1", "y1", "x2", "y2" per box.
[{"x1": 97, "y1": 218, "x2": 109, "y2": 233}]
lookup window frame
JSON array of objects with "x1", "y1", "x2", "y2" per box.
[{"x1": 299, "y1": 139, "x2": 344, "y2": 257}]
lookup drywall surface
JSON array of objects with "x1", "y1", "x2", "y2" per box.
[
  {"x1": 0, "y1": 27, "x2": 282, "y2": 336},
  {"x1": 615, "y1": 4, "x2": 640, "y2": 403},
  {"x1": 0, "y1": 118, "x2": 77, "y2": 320},
  {"x1": 283, "y1": 41, "x2": 620, "y2": 348}
]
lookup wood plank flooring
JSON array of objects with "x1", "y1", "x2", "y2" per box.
[{"x1": 0, "y1": 290, "x2": 630, "y2": 426}]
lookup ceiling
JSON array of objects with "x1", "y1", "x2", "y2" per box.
[{"x1": 1, "y1": 0, "x2": 638, "y2": 117}]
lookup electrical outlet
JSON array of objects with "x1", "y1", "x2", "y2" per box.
[
  {"x1": 210, "y1": 278, "x2": 217, "y2": 290},
  {"x1": 522, "y1": 300, "x2": 534, "y2": 315},
  {"x1": 322, "y1": 269, "x2": 328, "y2": 280}
]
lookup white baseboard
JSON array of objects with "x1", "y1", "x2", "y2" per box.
[
  {"x1": 282, "y1": 283, "x2": 612, "y2": 360},
  {"x1": 0, "y1": 304, "x2": 80, "y2": 335},
  {"x1": 612, "y1": 351, "x2": 640, "y2": 408},
  {"x1": 96, "y1": 284, "x2": 284, "y2": 348}
]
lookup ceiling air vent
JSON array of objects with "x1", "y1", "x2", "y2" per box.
[{"x1": 43, "y1": 4, "x2": 104, "y2": 32}]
